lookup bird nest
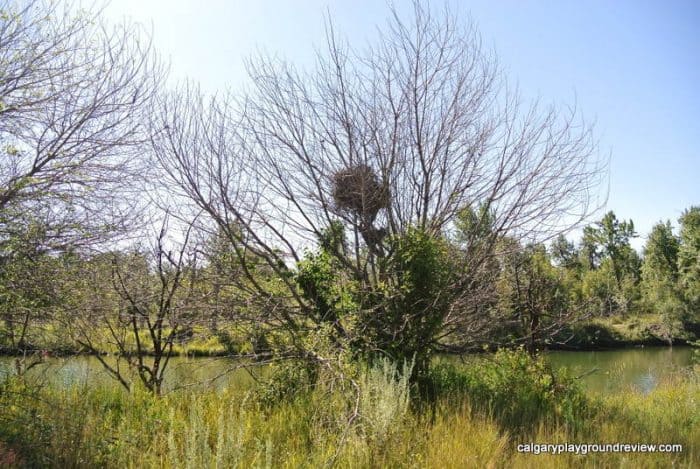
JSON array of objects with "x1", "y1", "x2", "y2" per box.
[{"x1": 331, "y1": 164, "x2": 390, "y2": 221}]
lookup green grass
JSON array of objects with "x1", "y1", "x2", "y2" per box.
[{"x1": 0, "y1": 353, "x2": 697, "y2": 468}]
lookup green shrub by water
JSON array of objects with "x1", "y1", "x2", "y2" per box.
[{"x1": 425, "y1": 348, "x2": 589, "y2": 432}]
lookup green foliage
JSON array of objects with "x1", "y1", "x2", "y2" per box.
[
  {"x1": 455, "y1": 203, "x2": 495, "y2": 247},
  {"x1": 426, "y1": 348, "x2": 588, "y2": 432},
  {"x1": 550, "y1": 234, "x2": 580, "y2": 270},
  {"x1": 255, "y1": 360, "x2": 318, "y2": 408},
  {"x1": 642, "y1": 221, "x2": 680, "y2": 284},
  {"x1": 582, "y1": 211, "x2": 640, "y2": 287},
  {"x1": 576, "y1": 211, "x2": 642, "y2": 317},
  {"x1": 387, "y1": 228, "x2": 454, "y2": 316},
  {"x1": 318, "y1": 219, "x2": 347, "y2": 254},
  {"x1": 495, "y1": 243, "x2": 571, "y2": 352},
  {"x1": 295, "y1": 222, "x2": 359, "y2": 345},
  {"x1": 295, "y1": 225, "x2": 456, "y2": 380},
  {"x1": 678, "y1": 207, "x2": 700, "y2": 319},
  {"x1": 583, "y1": 211, "x2": 637, "y2": 266},
  {"x1": 638, "y1": 221, "x2": 686, "y2": 339},
  {"x1": 579, "y1": 260, "x2": 617, "y2": 315},
  {"x1": 371, "y1": 228, "x2": 456, "y2": 375},
  {"x1": 296, "y1": 250, "x2": 358, "y2": 326},
  {"x1": 641, "y1": 221, "x2": 681, "y2": 304}
]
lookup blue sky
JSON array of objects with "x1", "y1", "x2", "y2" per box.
[{"x1": 105, "y1": 0, "x2": 699, "y2": 249}]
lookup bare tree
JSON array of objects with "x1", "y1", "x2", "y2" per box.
[
  {"x1": 70, "y1": 217, "x2": 201, "y2": 395},
  {"x1": 0, "y1": 0, "x2": 164, "y2": 371},
  {"x1": 150, "y1": 2, "x2": 605, "y2": 373},
  {"x1": 148, "y1": 83, "x2": 305, "y2": 351},
  {"x1": 0, "y1": 0, "x2": 164, "y2": 252}
]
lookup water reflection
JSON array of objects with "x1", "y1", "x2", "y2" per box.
[
  {"x1": 1, "y1": 347, "x2": 695, "y2": 394},
  {"x1": 546, "y1": 347, "x2": 694, "y2": 394},
  {"x1": 0, "y1": 355, "x2": 257, "y2": 393}
]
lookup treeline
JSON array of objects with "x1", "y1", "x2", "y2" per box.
[
  {"x1": 503, "y1": 209, "x2": 700, "y2": 349},
  {"x1": 1, "y1": 0, "x2": 698, "y2": 395}
]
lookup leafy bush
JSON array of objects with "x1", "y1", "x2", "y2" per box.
[
  {"x1": 254, "y1": 360, "x2": 318, "y2": 408},
  {"x1": 426, "y1": 348, "x2": 589, "y2": 432}
]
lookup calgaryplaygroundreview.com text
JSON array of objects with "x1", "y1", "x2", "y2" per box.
[{"x1": 517, "y1": 443, "x2": 683, "y2": 455}]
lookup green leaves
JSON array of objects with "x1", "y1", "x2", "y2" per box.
[
  {"x1": 294, "y1": 224, "x2": 457, "y2": 379},
  {"x1": 678, "y1": 207, "x2": 700, "y2": 316},
  {"x1": 427, "y1": 348, "x2": 588, "y2": 432},
  {"x1": 296, "y1": 249, "x2": 358, "y2": 323},
  {"x1": 641, "y1": 221, "x2": 681, "y2": 314},
  {"x1": 582, "y1": 211, "x2": 638, "y2": 275}
]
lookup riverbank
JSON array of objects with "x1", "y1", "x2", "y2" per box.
[
  {"x1": 0, "y1": 349, "x2": 697, "y2": 468},
  {"x1": 548, "y1": 314, "x2": 700, "y2": 350}
]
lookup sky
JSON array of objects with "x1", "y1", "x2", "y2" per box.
[{"x1": 104, "y1": 0, "x2": 700, "y2": 250}]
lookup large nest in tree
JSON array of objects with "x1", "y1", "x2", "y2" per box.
[{"x1": 331, "y1": 164, "x2": 390, "y2": 221}]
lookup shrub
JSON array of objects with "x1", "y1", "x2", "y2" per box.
[
  {"x1": 254, "y1": 360, "x2": 318, "y2": 408},
  {"x1": 425, "y1": 348, "x2": 589, "y2": 433},
  {"x1": 357, "y1": 358, "x2": 413, "y2": 447}
]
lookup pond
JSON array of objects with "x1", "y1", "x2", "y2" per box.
[{"x1": 0, "y1": 347, "x2": 696, "y2": 394}]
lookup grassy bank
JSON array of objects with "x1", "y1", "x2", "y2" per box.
[
  {"x1": 551, "y1": 314, "x2": 699, "y2": 350},
  {"x1": 0, "y1": 350, "x2": 697, "y2": 468}
]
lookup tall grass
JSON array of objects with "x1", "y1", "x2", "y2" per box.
[
  {"x1": 425, "y1": 348, "x2": 590, "y2": 433},
  {"x1": 0, "y1": 353, "x2": 697, "y2": 468}
]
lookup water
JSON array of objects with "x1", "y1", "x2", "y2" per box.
[
  {"x1": 546, "y1": 347, "x2": 695, "y2": 394},
  {"x1": 0, "y1": 347, "x2": 696, "y2": 394},
  {"x1": 0, "y1": 355, "x2": 258, "y2": 393}
]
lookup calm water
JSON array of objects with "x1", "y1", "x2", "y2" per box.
[
  {"x1": 0, "y1": 347, "x2": 696, "y2": 394},
  {"x1": 0, "y1": 355, "x2": 256, "y2": 393},
  {"x1": 547, "y1": 347, "x2": 695, "y2": 394}
]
